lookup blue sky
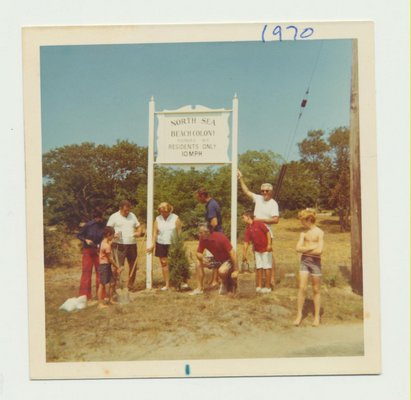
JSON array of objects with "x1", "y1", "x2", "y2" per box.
[{"x1": 40, "y1": 39, "x2": 352, "y2": 160}]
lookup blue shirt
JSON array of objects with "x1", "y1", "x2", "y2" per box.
[
  {"x1": 205, "y1": 198, "x2": 223, "y2": 233},
  {"x1": 77, "y1": 219, "x2": 105, "y2": 249}
]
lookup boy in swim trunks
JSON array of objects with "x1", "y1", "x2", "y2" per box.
[
  {"x1": 293, "y1": 209, "x2": 324, "y2": 327},
  {"x1": 98, "y1": 226, "x2": 122, "y2": 309}
]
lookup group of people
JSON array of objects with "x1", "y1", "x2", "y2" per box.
[
  {"x1": 77, "y1": 200, "x2": 142, "y2": 308},
  {"x1": 76, "y1": 170, "x2": 324, "y2": 325}
]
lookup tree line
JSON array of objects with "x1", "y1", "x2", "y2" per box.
[{"x1": 43, "y1": 127, "x2": 351, "y2": 239}]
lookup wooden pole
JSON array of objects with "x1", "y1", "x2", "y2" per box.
[{"x1": 350, "y1": 40, "x2": 363, "y2": 295}]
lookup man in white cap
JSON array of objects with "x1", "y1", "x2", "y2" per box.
[{"x1": 237, "y1": 170, "x2": 279, "y2": 289}]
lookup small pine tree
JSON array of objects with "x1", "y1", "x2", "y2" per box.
[{"x1": 168, "y1": 232, "x2": 191, "y2": 290}]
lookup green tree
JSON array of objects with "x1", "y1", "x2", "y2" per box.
[
  {"x1": 238, "y1": 149, "x2": 283, "y2": 205},
  {"x1": 277, "y1": 161, "x2": 320, "y2": 211},
  {"x1": 152, "y1": 165, "x2": 232, "y2": 238},
  {"x1": 43, "y1": 141, "x2": 147, "y2": 230},
  {"x1": 328, "y1": 127, "x2": 351, "y2": 231},
  {"x1": 298, "y1": 130, "x2": 332, "y2": 208}
]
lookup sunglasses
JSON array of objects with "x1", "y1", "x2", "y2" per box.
[{"x1": 261, "y1": 190, "x2": 271, "y2": 193}]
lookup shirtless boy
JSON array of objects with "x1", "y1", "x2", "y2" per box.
[{"x1": 294, "y1": 209, "x2": 324, "y2": 327}]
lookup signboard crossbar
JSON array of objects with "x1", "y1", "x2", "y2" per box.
[{"x1": 155, "y1": 109, "x2": 232, "y2": 115}]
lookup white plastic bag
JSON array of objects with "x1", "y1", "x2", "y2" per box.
[{"x1": 59, "y1": 295, "x2": 88, "y2": 312}]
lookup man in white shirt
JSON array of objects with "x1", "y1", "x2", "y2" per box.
[
  {"x1": 107, "y1": 200, "x2": 142, "y2": 291},
  {"x1": 237, "y1": 170, "x2": 280, "y2": 287}
]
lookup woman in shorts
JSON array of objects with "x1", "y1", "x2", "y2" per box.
[{"x1": 146, "y1": 202, "x2": 182, "y2": 290}]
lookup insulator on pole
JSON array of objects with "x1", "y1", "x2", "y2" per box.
[
  {"x1": 301, "y1": 99, "x2": 307, "y2": 107},
  {"x1": 274, "y1": 164, "x2": 288, "y2": 199}
]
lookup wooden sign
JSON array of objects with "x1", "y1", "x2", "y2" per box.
[{"x1": 156, "y1": 105, "x2": 230, "y2": 164}]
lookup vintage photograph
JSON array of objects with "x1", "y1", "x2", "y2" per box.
[{"x1": 23, "y1": 22, "x2": 379, "y2": 378}]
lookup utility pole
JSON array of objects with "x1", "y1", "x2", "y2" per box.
[{"x1": 350, "y1": 39, "x2": 363, "y2": 295}]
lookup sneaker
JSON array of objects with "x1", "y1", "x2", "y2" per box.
[
  {"x1": 219, "y1": 284, "x2": 228, "y2": 295},
  {"x1": 256, "y1": 287, "x2": 262, "y2": 293},
  {"x1": 181, "y1": 283, "x2": 189, "y2": 289},
  {"x1": 261, "y1": 287, "x2": 272, "y2": 294},
  {"x1": 189, "y1": 288, "x2": 204, "y2": 296},
  {"x1": 160, "y1": 286, "x2": 169, "y2": 291}
]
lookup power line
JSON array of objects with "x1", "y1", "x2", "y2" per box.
[
  {"x1": 283, "y1": 41, "x2": 324, "y2": 163},
  {"x1": 275, "y1": 41, "x2": 324, "y2": 199}
]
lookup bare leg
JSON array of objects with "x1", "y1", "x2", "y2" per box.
[
  {"x1": 209, "y1": 269, "x2": 219, "y2": 287},
  {"x1": 109, "y1": 282, "x2": 118, "y2": 304},
  {"x1": 311, "y1": 276, "x2": 321, "y2": 326},
  {"x1": 197, "y1": 262, "x2": 205, "y2": 291},
  {"x1": 218, "y1": 264, "x2": 230, "y2": 290},
  {"x1": 294, "y1": 272, "x2": 309, "y2": 325},
  {"x1": 271, "y1": 249, "x2": 276, "y2": 288},
  {"x1": 98, "y1": 284, "x2": 108, "y2": 308},
  {"x1": 265, "y1": 268, "x2": 272, "y2": 289},
  {"x1": 256, "y1": 269, "x2": 263, "y2": 288},
  {"x1": 160, "y1": 257, "x2": 170, "y2": 288}
]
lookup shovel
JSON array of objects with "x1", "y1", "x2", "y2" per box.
[
  {"x1": 113, "y1": 244, "x2": 130, "y2": 304},
  {"x1": 115, "y1": 268, "x2": 130, "y2": 304}
]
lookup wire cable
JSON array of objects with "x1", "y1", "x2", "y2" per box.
[{"x1": 275, "y1": 41, "x2": 324, "y2": 198}]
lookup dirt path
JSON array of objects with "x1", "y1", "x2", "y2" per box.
[
  {"x1": 76, "y1": 321, "x2": 363, "y2": 362},
  {"x1": 143, "y1": 323, "x2": 364, "y2": 360}
]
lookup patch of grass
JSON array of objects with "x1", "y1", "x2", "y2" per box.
[{"x1": 44, "y1": 216, "x2": 362, "y2": 362}]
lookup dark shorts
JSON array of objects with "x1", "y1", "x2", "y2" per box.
[
  {"x1": 98, "y1": 263, "x2": 113, "y2": 285},
  {"x1": 300, "y1": 255, "x2": 322, "y2": 276},
  {"x1": 155, "y1": 243, "x2": 170, "y2": 258},
  {"x1": 204, "y1": 256, "x2": 222, "y2": 269},
  {"x1": 112, "y1": 243, "x2": 137, "y2": 267}
]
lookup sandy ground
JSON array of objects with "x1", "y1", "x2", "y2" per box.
[
  {"x1": 45, "y1": 218, "x2": 363, "y2": 362},
  {"x1": 139, "y1": 323, "x2": 364, "y2": 360},
  {"x1": 45, "y1": 267, "x2": 364, "y2": 362}
]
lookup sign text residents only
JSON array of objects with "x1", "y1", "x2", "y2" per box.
[{"x1": 156, "y1": 106, "x2": 230, "y2": 164}]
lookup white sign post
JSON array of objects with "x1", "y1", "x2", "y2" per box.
[{"x1": 146, "y1": 96, "x2": 238, "y2": 289}]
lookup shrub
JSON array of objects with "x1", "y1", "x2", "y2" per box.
[
  {"x1": 280, "y1": 209, "x2": 299, "y2": 219},
  {"x1": 168, "y1": 233, "x2": 191, "y2": 289},
  {"x1": 43, "y1": 226, "x2": 72, "y2": 268}
]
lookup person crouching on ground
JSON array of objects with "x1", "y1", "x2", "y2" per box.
[
  {"x1": 146, "y1": 202, "x2": 182, "y2": 291},
  {"x1": 242, "y1": 210, "x2": 273, "y2": 293},
  {"x1": 190, "y1": 223, "x2": 237, "y2": 295},
  {"x1": 98, "y1": 226, "x2": 122, "y2": 309},
  {"x1": 294, "y1": 209, "x2": 324, "y2": 327}
]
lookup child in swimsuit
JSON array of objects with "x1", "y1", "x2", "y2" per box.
[{"x1": 293, "y1": 209, "x2": 324, "y2": 327}]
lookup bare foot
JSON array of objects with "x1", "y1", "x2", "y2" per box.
[
  {"x1": 209, "y1": 281, "x2": 219, "y2": 289},
  {"x1": 312, "y1": 318, "x2": 320, "y2": 327},
  {"x1": 98, "y1": 303, "x2": 108, "y2": 309},
  {"x1": 109, "y1": 299, "x2": 119, "y2": 305},
  {"x1": 293, "y1": 315, "x2": 302, "y2": 326}
]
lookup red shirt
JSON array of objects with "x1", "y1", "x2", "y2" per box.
[
  {"x1": 197, "y1": 232, "x2": 232, "y2": 262},
  {"x1": 244, "y1": 220, "x2": 269, "y2": 252}
]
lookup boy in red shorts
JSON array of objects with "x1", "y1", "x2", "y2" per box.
[{"x1": 242, "y1": 210, "x2": 273, "y2": 293}]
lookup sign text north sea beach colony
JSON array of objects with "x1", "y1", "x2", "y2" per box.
[{"x1": 156, "y1": 106, "x2": 230, "y2": 164}]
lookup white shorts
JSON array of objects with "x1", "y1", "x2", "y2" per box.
[{"x1": 254, "y1": 252, "x2": 272, "y2": 269}]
